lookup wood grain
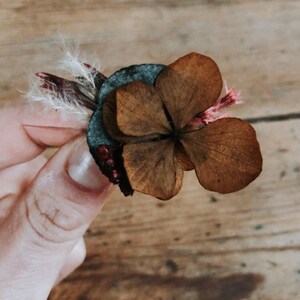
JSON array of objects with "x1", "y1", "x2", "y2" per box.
[{"x1": 1, "y1": 0, "x2": 300, "y2": 299}]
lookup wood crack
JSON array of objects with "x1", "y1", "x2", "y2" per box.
[{"x1": 245, "y1": 112, "x2": 300, "y2": 124}]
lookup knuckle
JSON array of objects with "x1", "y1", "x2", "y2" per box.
[{"x1": 23, "y1": 190, "x2": 86, "y2": 244}]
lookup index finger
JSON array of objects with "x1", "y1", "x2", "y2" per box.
[{"x1": 0, "y1": 103, "x2": 87, "y2": 170}]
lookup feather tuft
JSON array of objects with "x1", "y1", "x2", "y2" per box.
[
  {"x1": 26, "y1": 76, "x2": 91, "y2": 126},
  {"x1": 25, "y1": 39, "x2": 106, "y2": 126},
  {"x1": 58, "y1": 41, "x2": 101, "y2": 90}
]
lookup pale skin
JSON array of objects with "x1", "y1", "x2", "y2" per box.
[{"x1": 0, "y1": 104, "x2": 111, "y2": 299}]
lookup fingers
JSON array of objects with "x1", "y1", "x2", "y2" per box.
[
  {"x1": 0, "y1": 155, "x2": 46, "y2": 223},
  {"x1": 55, "y1": 238, "x2": 86, "y2": 285},
  {"x1": 0, "y1": 103, "x2": 86, "y2": 170},
  {"x1": 0, "y1": 137, "x2": 111, "y2": 298},
  {"x1": 0, "y1": 155, "x2": 46, "y2": 198}
]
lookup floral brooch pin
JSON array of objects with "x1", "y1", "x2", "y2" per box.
[{"x1": 30, "y1": 51, "x2": 262, "y2": 200}]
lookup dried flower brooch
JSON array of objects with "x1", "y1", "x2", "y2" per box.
[{"x1": 30, "y1": 52, "x2": 262, "y2": 200}]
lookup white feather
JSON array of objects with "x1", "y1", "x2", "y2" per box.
[
  {"x1": 58, "y1": 40, "x2": 101, "y2": 90},
  {"x1": 26, "y1": 78, "x2": 91, "y2": 126}
]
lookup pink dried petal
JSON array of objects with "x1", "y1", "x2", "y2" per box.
[{"x1": 188, "y1": 87, "x2": 242, "y2": 128}]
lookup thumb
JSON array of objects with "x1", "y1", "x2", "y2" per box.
[
  {"x1": 21, "y1": 136, "x2": 111, "y2": 247},
  {"x1": 0, "y1": 137, "x2": 111, "y2": 299}
]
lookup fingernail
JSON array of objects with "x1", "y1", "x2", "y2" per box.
[{"x1": 67, "y1": 140, "x2": 109, "y2": 191}]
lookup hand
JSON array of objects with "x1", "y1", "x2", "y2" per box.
[{"x1": 0, "y1": 104, "x2": 111, "y2": 299}]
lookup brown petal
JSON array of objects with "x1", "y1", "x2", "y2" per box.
[
  {"x1": 175, "y1": 142, "x2": 195, "y2": 171},
  {"x1": 156, "y1": 53, "x2": 223, "y2": 129},
  {"x1": 102, "y1": 91, "x2": 132, "y2": 143},
  {"x1": 181, "y1": 118, "x2": 262, "y2": 193},
  {"x1": 122, "y1": 139, "x2": 183, "y2": 200},
  {"x1": 116, "y1": 81, "x2": 171, "y2": 136}
]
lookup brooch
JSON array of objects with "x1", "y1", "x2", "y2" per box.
[{"x1": 30, "y1": 51, "x2": 262, "y2": 200}]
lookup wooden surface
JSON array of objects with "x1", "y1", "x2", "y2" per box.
[{"x1": 1, "y1": 1, "x2": 300, "y2": 299}]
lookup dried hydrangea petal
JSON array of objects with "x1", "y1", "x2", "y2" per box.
[
  {"x1": 181, "y1": 118, "x2": 262, "y2": 193},
  {"x1": 123, "y1": 140, "x2": 183, "y2": 200},
  {"x1": 115, "y1": 81, "x2": 171, "y2": 137},
  {"x1": 156, "y1": 53, "x2": 223, "y2": 129},
  {"x1": 174, "y1": 142, "x2": 195, "y2": 171},
  {"x1": 102, "y1": 91, "x2": 130, "y2": 143}
]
